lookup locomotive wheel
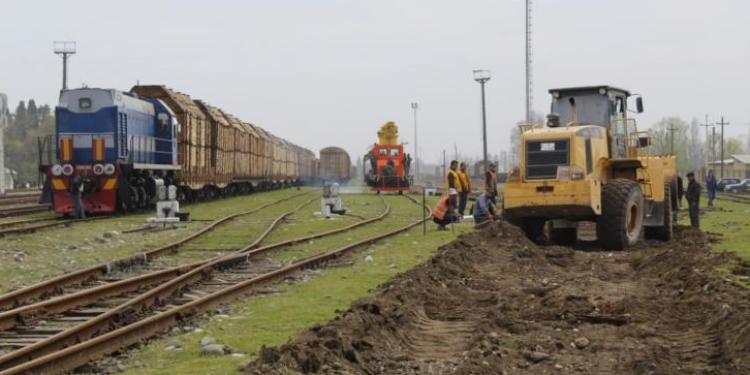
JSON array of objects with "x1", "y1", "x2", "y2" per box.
[{"x1": 597, "y1": 179, "x2": 644, "y2": 250}]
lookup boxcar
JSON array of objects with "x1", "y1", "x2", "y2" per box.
[{"x1": 319, "y1": 147, "x2": 351, "y2": 183}]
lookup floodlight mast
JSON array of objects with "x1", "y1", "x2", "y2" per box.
[
  {"x1": 53, "y1": 41, "x2": 76, "y2": 91},
  {"x1": 473, "y1": 69, "x2": 491, "y2": 175}
]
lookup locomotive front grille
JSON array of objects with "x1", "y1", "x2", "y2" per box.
[{"x1": 525, "y1": 140, "x2": 569, "y2": 180}]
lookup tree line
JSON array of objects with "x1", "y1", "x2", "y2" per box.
[{"x1": 3, "y1": 99, "x2": 55, "y2": 186}]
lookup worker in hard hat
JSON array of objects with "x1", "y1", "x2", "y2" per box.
[
  {"x1": 432, "y1": 190, "x2": 459, "y2": 230},
  {"x1": 458, "y1": 162, "x2": 471, "y2": 216},
  {"x1": 445, "y1": 160, "x2": 461, "y2": 217}
]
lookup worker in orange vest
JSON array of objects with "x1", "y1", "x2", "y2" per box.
[
  {"x1": 457, "y1": 162, "x2": 471, "y2": 216},
  {"x1": 484, "y1": 162, "x2": 498, "y2": 205},
  {"x1": 432, "y1": 190, "x2": 459, "y2": 230}
]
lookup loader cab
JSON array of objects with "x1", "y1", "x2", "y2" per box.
[
  {"x1": 548, "y1": 86, "x2": 631, "y2": 128},
  {"x1": 548, "y1": 86, "x2": 643, "y2": 159}
]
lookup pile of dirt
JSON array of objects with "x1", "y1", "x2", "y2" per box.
[{"x1": 244, "y1": 222, "x2": 750, "y2": 374}]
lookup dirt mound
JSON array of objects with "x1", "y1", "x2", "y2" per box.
[{"x1": 244, "y1": 223, "x2": 750, "y2": 375}]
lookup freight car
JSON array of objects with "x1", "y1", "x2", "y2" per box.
[
  {"x1": 319, "y1": 147, "x2": 351, "y2": 183},
  {"x1": 42, "y1": 86, "x2": 316, "y2": 214}
]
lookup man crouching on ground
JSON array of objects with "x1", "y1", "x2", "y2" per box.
[
  {"x1": 473, "y1": 190, "x2": 496, "y2": 225},
  {"x1": 432, "y1": 190, "x2": 459, "y2": 230}
]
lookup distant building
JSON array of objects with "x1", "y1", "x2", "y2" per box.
[{"x1": 707, "y1": 155, "x2": 750, "y2": 179}]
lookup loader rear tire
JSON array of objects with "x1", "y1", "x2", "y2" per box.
[
  {"x1": 548, "y1": 223, "x2": 578, "y2": 246},
  {"x1": 645, "y1": 183, "x2": 673, "y2": 241},
  {"x1": 520, "y1": 218, "x2": 546, "y2": 244},
  {"x1": 597, "y1": 179, "x2": 644, "y2": 250}
]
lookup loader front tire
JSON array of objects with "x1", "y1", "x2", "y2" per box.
[{"x1": 597, "y1": 179, "x2": 644, "y2": 250}]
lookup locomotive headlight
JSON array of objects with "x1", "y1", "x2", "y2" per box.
[
  {"x1": 104, "y1": 164, "x2": 116, "y2": 175},
  {"x1": 51, "y1": 164, "x2": 63, "y2": 176},
  {"x1": 92, "y1": 164, "x2": 105, "y2": 176},
  {"x1": 62, "y1": 164, "x2": 74, "y2": 176}
]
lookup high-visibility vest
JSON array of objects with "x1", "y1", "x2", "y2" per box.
[
  {"x1": 484, "y1": 170, "x2": 497, "y2": 191},
  {"x1": 432, "y1": 196, "x2": 450, "y2": 220},
  {"x1": 445, "y1": 169, "x2": 463, "y2": 192},
  {"x1": 458, "y1": 170, "x2": 471, "y2": 192}
]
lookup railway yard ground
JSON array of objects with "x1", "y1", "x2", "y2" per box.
[{"x1": 1, "y1": 190, "x2": 750, "y2": 374}]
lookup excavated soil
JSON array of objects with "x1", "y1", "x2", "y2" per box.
[{"x1": 244, "y1": 222, "x2": 750, "y2": 374}]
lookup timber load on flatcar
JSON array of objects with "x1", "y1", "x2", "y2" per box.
[{"x1": 40, "y1": 86, "x2": 317, "y2": 214}]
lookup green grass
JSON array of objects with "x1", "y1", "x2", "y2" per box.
[
  {"x1": 0, "y1": 189, "x2": 311, "y2": 293},
  {"x1": 122, "y1": 193, "x2": 471, "y2": 375},
  {"x1": 700, "y1": 197, "x2": 750, "y2": 258}
]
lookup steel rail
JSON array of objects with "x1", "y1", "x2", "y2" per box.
[
  {"x1": 0, "y1": 196, "x2": 425, "y2": 375},
  {"x1": 0, "y1": 195, "x2": 389, "y2": 369},
  {"x1": 0, "y1": 216, "x2": 110, "y2": 238},
  {"x1": 0, "y1": 197, "x2": 317, "y2": 332},
  {"x1": 0, "y1": 205, "x2": 50, "y2": 218},
  {"x1": 0, "y1": 218, "x2": 55, "y2": 230},
  {"x1": 0, "y1": 191, "x2": 312, "y2": 311}
]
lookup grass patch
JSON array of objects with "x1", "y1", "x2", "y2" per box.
[
  {"x1": 122, "y1": 194, "x2": 471, "y2": 375},
  {"x1": 700, "y1": 197, "x2": 750, "y2": 258}
]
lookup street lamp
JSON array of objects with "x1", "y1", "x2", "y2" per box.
[
  {"x1": 410, "y1": 102, "x2": 419, "y2": 181},
  {"x1": 473, "y1": 69, "x2": 491, "y2": 175},
  {"x1": 53, "y1": 41, "x2": 76, "y2": 91}
]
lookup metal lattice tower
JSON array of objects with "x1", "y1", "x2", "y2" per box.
[{"x1": 525, "y1": 0, "x2": 533, "y2": 124}]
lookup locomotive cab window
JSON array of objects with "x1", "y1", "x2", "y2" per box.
[
  {"x1": 79, "y1": 98, "x2": 92, "y2": 109},
  {"x1": 379, "y1": 149, "x2": 387, "y2": 155},
  {"x1": 390, "y1": 149, "x2": 399, "y2": 156}
]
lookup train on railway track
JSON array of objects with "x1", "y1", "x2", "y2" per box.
[
  {"x1": 364, "y1": 122, "x2": 412, "y2": 193},
  {"x1": 39, "y1": 86, "x2": 350, "y2": 215}
]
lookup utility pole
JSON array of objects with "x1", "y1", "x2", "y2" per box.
[
  {"x1": 453, "y1": 143, "x2": 458, "y2": 162},
  {"x1": 410, "y1": 102, "x2": 419, "y2": 181},
  {"x1": 442, "y1": 149, "x2": 446, "y2": 178},
  {"x1": 701, "y1": 116, "x2": 715, "y2": 174},
  {"x1": 53, "y1": 41, "x2": 76, "y2": 91},
  {"x1": 716, "y1": 116, "x2": 730, "y2": 179},
  {"x1": 667, "y1": 121, "x2": 678, "y2": 155}
]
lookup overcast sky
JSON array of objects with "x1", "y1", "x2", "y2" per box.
[{"x1": 1, "y1": 1, "x2": 748, "y2": 163}]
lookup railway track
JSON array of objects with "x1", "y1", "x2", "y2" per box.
[
  {"x1": 721, "y1": 192, "x2": 750, "y2": 204},
  {"x1": 0, "y1": 205, "x2": 50, "y2": 218},
  {"x1": 0, "y1": 191, "x2": 313, "y2": 312},
  {"x1": 0, "y1": 195, "x2": 428, "y2": 374},
  {"x1": 0, "y1": 193, "x2": 41, "y2": 206},
  {"x1": 0, "y1": 216, "x2": 110, "y2": 238}
]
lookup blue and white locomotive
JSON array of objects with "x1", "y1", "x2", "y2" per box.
[{"x1": 47, "y1": 88, "x2": 179, "y2": 214}]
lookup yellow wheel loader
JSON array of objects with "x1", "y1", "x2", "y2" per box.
[{"x1": 503, "y1": 86, "x2": 677, "y2": 250}]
